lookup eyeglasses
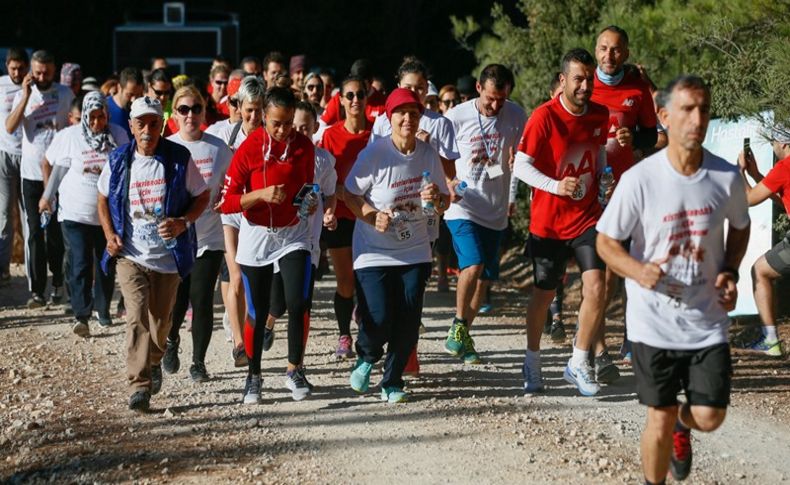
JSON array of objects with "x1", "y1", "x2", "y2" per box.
[
  {"x1": 175, "y1": 104, "x2": 203, "y2": 116},
  {"x1": 305, "y1": 84, "x2": 322, "y2": 91},
  {"x1": 344, "y1": 90, "x2": 366, "y2": 101},
  {"x1": 213, "y1": 79, "x2": 228, "y2": 85},
  {"x1": 441, "y1": 98, "x2": 460, "y2": 107},
  {"x1": 152, "y1": 89, "x2": 169, "y2": 97}
]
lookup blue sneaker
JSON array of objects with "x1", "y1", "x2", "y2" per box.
[
  {"x1": 380, "y1": 387, "x2": 408, "y2": 403},
  {"x1": 745, "y1": 334, "x2": 783, "y2": 357},
  {"x1": 350, "y1": 358, "x2": 373, "y2": 393},
  {"x1": 563, "y1": 358, "x2": 600, "y2": 396},
  {"x1": 462, "y1": 331, "x2": 482, "y2": 365},
  {"x1": 479, "y1": 303, "x2": 493, "y2": 314},
  {"x1": 522, "y1": 356, "x2": 544, "y2": 394}
]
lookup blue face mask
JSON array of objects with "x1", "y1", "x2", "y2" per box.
[{"x1": 596, "y1": 66, "x2": 624, "y2": 86}]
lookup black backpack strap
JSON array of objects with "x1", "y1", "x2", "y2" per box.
[{"x1": 228, "y1": 121, "x2": 243, "y2": 149}]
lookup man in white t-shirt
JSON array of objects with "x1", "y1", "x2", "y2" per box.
[
  {"x1": 5, "y1": 50, "x2": 74, "y2": 307},
  {"x1": 596, "y1": 76, "x2": 750, "y2": 484},
  {"x1": 442, "y1": 64, "x2": 527, "y2": 364},
  {"x1": 0, "y1": 48, "x2": 28, "y2": 282},
  {"x1": 97, "y1": 96, "x2": 209, "y2": 413}
]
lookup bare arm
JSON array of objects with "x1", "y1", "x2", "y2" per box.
[
  {"x1": 344, "y1": 193, "x2": 378, "y2": 226},
  {"x1": 5, "y1": 73, "x2": 32, "y2": 134},
  {"x1": 98, "y1": 193, "x2": 124, "y2": 257},
  {"x1": 738, "y1": 150, "x2": 783, "y2": 206},
  {"x1": 596, "y1": 232, "x2": 664, "y2": 289}
]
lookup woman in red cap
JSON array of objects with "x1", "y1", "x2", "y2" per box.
[
  {"x1": 319, "y1": 75, "x2": 372, "y2": 359},
  {"x1": 345, "y1": 88, "x2": 449, "y2": 403}
]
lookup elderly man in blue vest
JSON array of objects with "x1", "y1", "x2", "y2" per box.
[{"x1": 97, "y1": 96, "x2": 209, "y2": 412}]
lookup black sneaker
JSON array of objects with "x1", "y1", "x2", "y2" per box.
[
  {"x1": 549, "y1": 321, "x2": 566, "y2": 342},
  {"x1": 49, "y1": 286, "x2": 64, "y2": 305},
  {"x1": 27, "y1": 294, "x2": 46, "y2": 309},
  {"x1": 128, "y1": 391, "x2": 150, "y2": 413},
  {"x1": 162, "y1": 337, "x2": 180, "y2": 374},
  {"x1": 284, "y1": 368, "x2": 312, "y2": 401},
  {"x1": 151, "y1": 364, "x2": 163, "y2": 395},
  {"x1": 190, "y1": 362, "x2": 209, "y2": 383},
  {"x1": 670, "y1": 426, "x2": 693, "y2": 481},
  {"x1": 232, "y1": 345, "x2": 248, "y2": 367},
  {"x1": 95, "y1": 311, "x2": 112, "y2": 328},
  {"x1": 263, "y1": 325, "x2": 275, "y2": 351},
  {"x1": 594, "y1": 351, "x2": 621, "y2": 384},
  {"x1": 72, "y1": 318, "x2": 90, "y2": 337}
]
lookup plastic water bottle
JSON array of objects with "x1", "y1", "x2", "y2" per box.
[
  {"x1": 39, "y1": 211, "x2": 51, "y2": 228},
  {"x1": 153, "y1": 205, "x2": 177, "y2": 249},
  {"x1": 299, "y1": 184, "x2": 320, "y2": 219},
  {"x1": 455, "y1": 180, "x2": 468, "y2": 197},
  {"x1": 421, "y1": 171, "x2": 435, "y2": 214},
  {"x1": 598, "y1": 166, "x2": 615, "y2": 207}
]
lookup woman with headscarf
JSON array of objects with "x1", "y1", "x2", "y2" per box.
[{"x1": 38, "y1": 91, "x2": 129, "y2": 336}]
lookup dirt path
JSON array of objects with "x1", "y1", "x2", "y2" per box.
[{"x1": 1, "y1": 259, "x2": 789, "y2": 484}]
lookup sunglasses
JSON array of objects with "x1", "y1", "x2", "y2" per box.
[
  {"x1": 213, "y1": 79, "x2": 228, "y2": 85},
  {"x1": 441, "y1": 98, "x2": 460, "y2": 107},
  {"x1": 344, "y1": 90, "x2": 366, "y2": 101},
  {"x1": 306, "y1": 84, "x2": 322, "y2": 91},
  {"x1": 152, "y1": 89, "x2": 169, "y2": 97},
  {"x1": 175, "y1": 104, "x2": 203, "y2": 116}
]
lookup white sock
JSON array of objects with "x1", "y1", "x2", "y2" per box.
[
  {"x1": 571, "y1": 347, "x2": 589, "y2": 367},
  {"x1": 763, "y1": 326, "x2": 778, "y2": 341},
  {"x1": 525, "y1": 349, "x2": 541, "y2": 366}
]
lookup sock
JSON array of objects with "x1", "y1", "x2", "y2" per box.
[
  {"x1": 334, "y1": 293, "x2": 354, "y2": 336},
  {"x1": 763, "y1": 325, "x2": 778, "y2": 341},
  {"x1": 571, "y1": 346, "x2": 589, "y2": 367},
  {"x1": 644, "y1": 479, "x2": 665, "y2": 485},
  {"x1": 453, "y1": 316, "x2": 467, "y2": 326},
  {"x1": 525, "y1": 349, "x2": 540, "y2": 365}
]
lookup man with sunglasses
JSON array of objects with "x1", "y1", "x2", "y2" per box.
[
  {"x1": 207, "y1": 65, "x2": 230, "y2": 123},
  {"x1": 147, "y1": 69, "x2": 172, "y2": 131},
  {"x1": 303, "y1": 72, "x2": 324, "y2": 117}
]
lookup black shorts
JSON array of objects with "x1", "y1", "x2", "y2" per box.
[
  {"x1": 632, "y1": 342, "x2": 732, "y2": 409},
  {"x1": 219, "y1": 258, "x2": 230, "y2": 283},
  {"x1": 322, "y1": 218, "x2": 355, "y2": 249},
  {"x1": 526, "y1": 226, "x2": 605, "y2": 290}
]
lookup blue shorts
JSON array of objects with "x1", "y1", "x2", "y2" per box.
[{"x1": 445, "y1": 219, "x2": 504, "y2": 281}]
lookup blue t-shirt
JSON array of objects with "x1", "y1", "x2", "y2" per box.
[{"x1": 107, "y1": 95, "x2": 132, "y2": 139}]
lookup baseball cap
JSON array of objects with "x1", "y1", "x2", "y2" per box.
[
  {"x1": 385, "y1": 88, "x2": 424, "y2": 120},
  {"x1": 130, "y1": 96, "x2": 163, "y2": 119},
  {"x1": 427, "y1": 81, "x2": 439, "y2": 98},
  {"x1": 290, "y1": 55, "x2": 307, "y2": 75},
  {"x1": 81, "y1": 76, "x2": 100, "y2": 92}
]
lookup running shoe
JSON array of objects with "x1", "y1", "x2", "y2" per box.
[
  {"x1": 549, "y1": 321, "x2": 566, "y2": 342},
  {"x1": 563, "y1": 358, "x2": 600, "y2": 396},
  {"x1": 350, "y1": 358, "x2": 373, "y2": 393},
  {"x1": 128, "y1": 391, "x2": 150, "y2": 413},
  {"x1": 336, "y1": 335, "x2": 354, "y2": 359},
  {"x1": 594, "y1": 351, "x2": 621, "y2": 384},
  {"x1": 619, "y1": 339, "x2": 633, "y2": 364},
  {"x1": 479, "y1": 303, "x2": 493, "y2": 314},
  {"x1": 151, "y1": 364, "x2": 163, "y2": 395},
  {"x1": 190, "y1": 362, "x2": 209, "y2": 383},
  {"x1": 162, "y1": 337, "x2": 180, "y2": 374},
  {"x1": 380, "y1": 387, "x2": 408, "y2": 403},
  {"x1": 95, "y1": 312, "x2": 112, "y2": 328},
  {"x1": 49, "y1": 286, "x2": 64, "y2": 305},
  {"x1": 462, "y1": 331, "x2": 481, "y2": 365},
  {"x1": 263, "y1": 324, "x2": 275, "y2": 352},
  {"x1": 243, "y1": 374, "x2": 262, "y2": 404},
  {"x1": 222, "y1": 311, "x2": 232, "y2": 343},
  {"x1": 670, "y1": 426, "x2": 693, "y2": 481},
  {"x1": 444, "y1": 319, "x2": 467, "y2": 357},
  {"x1": 744, "y1": 334, "x2": 783, "y2": 357},
  {"x1": 27, "y1": 294, "x2": 46, "y2": 309},
  {"x1": 285, "y1": 368, "x2": 312, "y2": 401},
  {"x1": 232, "y1": 344, "x2": 248, "y2": 367},
  {"x1": 72, "y1": 318, "x2": 90, "y2": 338},
  {"x1": 522, "y1": 355, "x2": 544, "y2": 394}
]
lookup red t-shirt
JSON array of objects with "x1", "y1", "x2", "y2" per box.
[
  {"x1": 518, "y1": 95, "x2": 609, "y2": 240},
  {"x1": 220, "y1": 127, "x2": 315, "y2": 227},
  {"x1": 591, "y1": 70, "x2": 657, "y2": 181},
  {"x1": 762, "y1": 155, "x2": 790, "y2": 214},
  {"x1": 320, "y1": 89, "x2": 386, "y2": 126},
  {"x1": 319, "y1": 121, "x2": 371, "y2": 220}
]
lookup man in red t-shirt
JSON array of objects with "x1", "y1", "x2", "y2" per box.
[
  {"x1": 737, "y1": 126, "x2": 790, "y2": 357},
  {"x1": 319, "y1": 59, "x2": 386, "y2": 127},
  {"x1": 513, "y1": 48, "x2": 609, "y2": 396},
  {"x1": 590, "y1": 25, "x2": 659, "y2": 380}
]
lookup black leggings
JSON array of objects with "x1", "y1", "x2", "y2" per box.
[
  {"x1": 269, "y1": 265, "x2": 317, "y2": 317},
  {"x1": 242, "y1": 250, "x2": 311, "y2": 374},
  {"x1": 170, "y1": 250, "x2": 224, "y2": 364}
]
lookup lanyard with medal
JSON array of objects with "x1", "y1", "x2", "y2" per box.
[{"x1": 476, "y1": 100, "x2": 504, "y2": 179}]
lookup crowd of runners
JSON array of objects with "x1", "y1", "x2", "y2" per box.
[{"x1": 1, "y1": 24, "x2": 789, "y2": 484}]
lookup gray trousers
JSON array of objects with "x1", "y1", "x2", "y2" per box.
[{"x1": 0, "y1": 150, "x2": 22, "y2": 274}]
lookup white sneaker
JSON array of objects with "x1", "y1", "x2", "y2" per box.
[
  {"x1": 222, "y1": 311, "x2": 232, "y2": 343},
  {"x1": 243, "y1": 374, "x2": 262, "y2": 404},
  {"x1": 284, "y1": 368, "x2": 312, "y2": 401},
  {"x1": 563, "y1": 358, "x2": 600, "y2": 396}
]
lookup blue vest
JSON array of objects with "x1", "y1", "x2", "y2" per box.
[{"x1": 100, "y1": 139, "x2": 197, "y2": 279}]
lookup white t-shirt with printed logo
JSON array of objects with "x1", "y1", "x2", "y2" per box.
[
  {"x1": 596, "y1": 149, "x2": 750, "y2": 350},
  {"x1": 311, "y1": 146, "x2": 337, "y2": 265},
  {"x1": 345, "y1": 138, "x2": 448, "y2": 270},
  {"x1": 443, "y1": 99, "x2": 527, "y2": 230},
  {"x1": 167, "y1": 132, "x2": 233, "y2": 257},
  {"x1": 98, "y1": 151, "x2": 207, "y2": 273},
  {"x1": 206, "y1": 119, "x2": 248, "y2": 229},
  {"x1": 13, "y1": 83, "x2": 74, "y2": 181},
  {"x1": 0, "y1": 75, "x2": 23, "y2": 155},
  {"x1": 45, "y1": 124, "x2": 129, "y2": 224}
]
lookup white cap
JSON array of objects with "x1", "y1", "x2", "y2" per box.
[
  {"x1": 130, "y1": 96, "x2": 163, "y2": 119},
  {"x1": 427, "y1": 80, "x2": 439, "y2": 97}
]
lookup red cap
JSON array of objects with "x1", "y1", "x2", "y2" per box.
[
  {"x1": 385, "y1": 88, "x2": 424, "y2": 120},
  {"x1": 228, "y1": 77, "x2": 242, "y2": 98}
]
